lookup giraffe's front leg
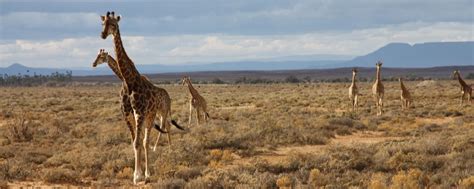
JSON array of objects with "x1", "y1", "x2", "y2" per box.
[
  {"x1": 121, "y1": 94, "x2": 135, "y2": 143},
  {"x1": 189, "y1": 104, "x2": 193, "y2": 126},
  {"x1": 349, "y1": 98, "x2": 354, "y2": 111},
  {"x1": 133, "y1": 112, "x2": 145, "y2": 184}
]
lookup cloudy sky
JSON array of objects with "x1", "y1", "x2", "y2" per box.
[{"x1": 0, "y1": 0, "x2": 472, "y2": 68}]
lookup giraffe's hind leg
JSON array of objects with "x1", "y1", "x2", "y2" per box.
[
  {"x1": 354, "y1": 95, "x2": 358, "y2": 112},
  {"x1": 163, "y1": 113, "x2": 172, "y2": 150},
  {"x1": 203, "y1": 106, "x2": 209, "y2": 122},
  {"x1": 379, "y1": 97, "x2": 384, "y2": 115},
  {"x1": 350, "y1": 98, "x2": 354, "y2": 112},
  {"x1": 374, "y1": 96, "x2": 379, "y2": 115},
  {"x1": 196, "y1": 109, "x2": 202, "y2": 124},
  {"x1": 166, "y1": 122, "x2": 172, "y2": 150},
  {"x1": 153, "y1": 116, "x2": 165, "y2": 151},
  {"x1": 468, "y1": 92, "x2": 472, "y2": 103},
  {"x1": 143, "y1": 115, "x2": 153, "y2": 180}
]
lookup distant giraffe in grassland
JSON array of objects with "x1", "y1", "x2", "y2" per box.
[
  {"x1": 92, "y1": 49, "x2": 167, "y2": 141},
  {"x1": 398, "y1": 77, "x2": 413, "y2": 110},
  {"x1": 100, "y1": 11, "x2": 183, "y2": 184},
  {"x1": 453, "y1": 70, "x2": 472, "y2": 106},
  {"x1": 372, "y1": 61, "x2": 384, "y2": 116},
  {"x1": 182, "y1": 76, "x2": 210, "y2": 125},
  {"x1": 348, "y1": 68, "x2": 359, "y2": 112}
]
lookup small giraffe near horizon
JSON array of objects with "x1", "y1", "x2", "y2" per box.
[
  {"x1": 182, "y1": 76, "x2": 210, "y2": 126},
  {"x1": 100, "y1": 11, "x2": 183, "y2": 184},
  {"x1": 372, "y1": 61, "x2": 385, "y2": 116},
  {"x1": 398, "y1": 77, "x2": 413, "y2": 110},
  {"x1": 452, "y1": 70, "x2": 472, "y2": 106},
  {"x1": 92, "y1": 49, "x2": 167, "y2": 140},
  {"x1": 348, "y1": 68, "x2": 359, "y2": 112}
]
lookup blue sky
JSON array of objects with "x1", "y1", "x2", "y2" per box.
[{"x1": 0, "y1": 0, "x2": 473, "y2": 68}]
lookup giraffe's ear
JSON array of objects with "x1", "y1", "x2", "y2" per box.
[
  {"x1": 101, "y1": 15, "x2": 106, "y2": 21},
  {"x1": 117, "y1": 15, "x2": 121, "y2": 22}
]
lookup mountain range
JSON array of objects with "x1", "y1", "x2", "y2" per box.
[{"x1": 0, "y1": 41, "x2": 472, "y2": 76}]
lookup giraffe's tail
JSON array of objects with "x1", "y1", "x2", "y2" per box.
[
  {"x1": 171, "y1": 120, "x2": 185, "y2": 130},
  {"x1": 153, "y1": 122, "x2": 167, "y2": 133},
  {"x1": 205, "y1": 112, "x2": 210, "y2": 119}
]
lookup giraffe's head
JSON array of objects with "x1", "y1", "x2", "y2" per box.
[
  {"x1": 181, "y1": 76, "x2": 191, "y2": 85},
  {"x1": 453, "y1": 70, "x2": 461, "y2": 79},
  {"x1": 92, "y1": 49, "x2": 109, "y2": 68},
  {"x1": 376, "y1": 61, "x2": 383, "y2": 68},
  {"x1": 100, "y1": 11, "x2": 121, "y2": 39},
  {"x1": 352, "y1": 68, "x2": 358, "y2": 75}
]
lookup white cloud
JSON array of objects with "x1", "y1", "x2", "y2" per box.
[
  {"x1": 1, "y1": 12, "x2": 99, "y2": 30},
  {"x1": 0, "y1": 21, "x2": 472, "y2": 68}
]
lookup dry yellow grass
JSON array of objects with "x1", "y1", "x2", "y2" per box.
[{"x1": 0, "y1": 80, "x2": 473, "y2": 188}]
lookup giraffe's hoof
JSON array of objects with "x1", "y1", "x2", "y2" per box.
[{"x1": 134, "y1": 171, "x2": 144, "y2": 185}]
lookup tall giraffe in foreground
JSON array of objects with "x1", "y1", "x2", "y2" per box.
[
  {"x1": 372, "y1": 61, "x2": 384, "y2": 116},
  {"x1": 100, "y1": 11, "x2": 183, "y2": 184},
  {"x1": 92, "y1": 49, "x2": 167, "y2": 139},
  {"x1": 453, "y1": 70, "x2": 472, "y2": 106},
  {"x1": 398, "y1": 77, "x2": 413, "y2": 110},
  {"x1": 182, "y1": 76, "x2": 210, "y2": 125},
  {"x1": 348, "y1": 68, "x2": 359, "y2": 112}
]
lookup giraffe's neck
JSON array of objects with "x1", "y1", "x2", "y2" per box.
[
  {"x1": 457, "y1": 75, "x2": 467, "y2": 87},
  {"x1": 186, "y1": 81, "x2": 200, "y2": 98},
  {"x1": 351, "y1": 73, "x2": 357, "y2": 86},
  {"x1": 376, "y1": 67, "x2": 381, "y2": 82},
  {"x1": 112, "y1": 29, "x2": 141, "y2": 87},
  {"x1": 400, "y1": 80, "x2": 406, "y2": 91},
  {"x1": 106, "y1": 55, "x2": 124, "y2": 81}
]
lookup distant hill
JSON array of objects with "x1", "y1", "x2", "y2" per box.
[
  {"x1": 0, "y1": 63, "x2": 72, "y2": 76},
  {"x1": 1, "y1": 41, "x2": 473, "y2": 76},
  {"x1": 344, "y1": 41, "x2": 473, "y2": 67},
  {"x1": 74, "y1": 65, "x2": 474, "y2": 83}
]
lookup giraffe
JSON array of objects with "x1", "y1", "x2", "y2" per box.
[
  {"x1": 372, "y1": 61, "x2": 384, "y2": 116},
  {"x1": 453, "y1": 70, "x2": 472, "y2": 106},
  {"x1": 182, "y1": 76, "x2": 210, "y2": 125},
  {"x1": 398, "y1": 77, "x2": 413, "y2": 110},
  {"x1": 92, "y1": 49, "x2": 167, "y2": 142},
  {"x1": 348, "y1": 68, "x2": 359, "y2": 112},
  {"x1": 100, "y1": 11, "x2": 183, "y2": 184}
]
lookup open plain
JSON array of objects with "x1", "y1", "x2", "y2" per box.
[{"x1": 0, "y1": 80, "x2": 473, "y2": 188}]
